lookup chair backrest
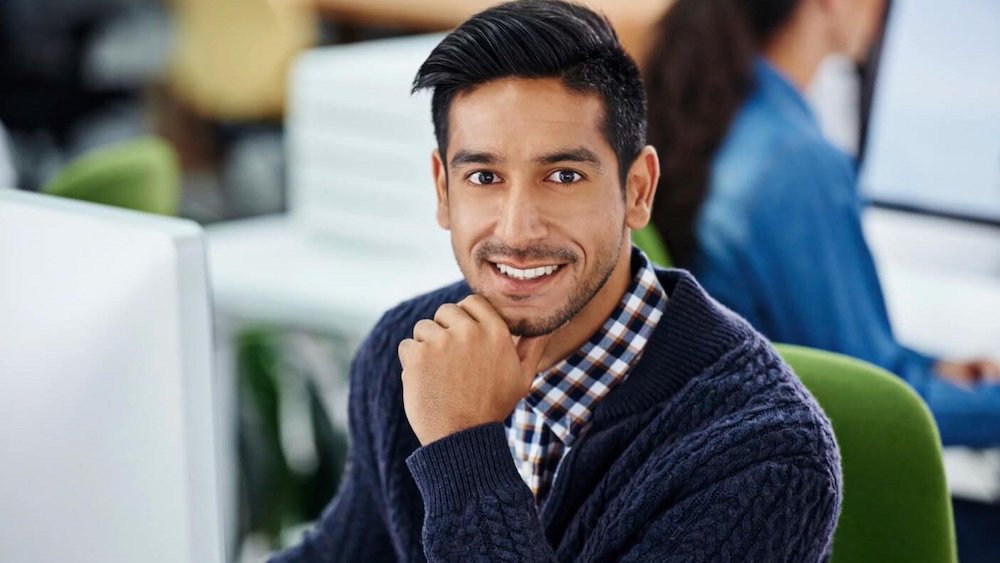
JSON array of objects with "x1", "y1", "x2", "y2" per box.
[
  {"x1": 285, "y1": 34, "x2": 454, "y2": 263},
  {"x1": 43, "y1": 136, "x2": 180, "y2": 216},
  {"x1": 632, "y1": 223, "x2": 673, "y2": 267},
  {"x1": 776, "y1": 344, "x2": 957, "y2": 563}
]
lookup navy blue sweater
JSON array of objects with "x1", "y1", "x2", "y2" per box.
[{"x1": 273, "y1": 269, "x2": 842, "y2": 562}]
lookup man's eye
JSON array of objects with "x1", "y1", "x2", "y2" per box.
[
  {"x1": 468, "y1": 171, "x2": 499, "y2": 185},
  {"x1": 547, "y1": 170, "x2": 584, "y2": 184}
]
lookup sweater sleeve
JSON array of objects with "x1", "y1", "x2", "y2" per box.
[
  {"x1": 739, "y1": 141, "x2": 938, "y2": 387},
  {"x1": 269, "y1": 327, "x2": 397, "y2": 562},
  {"x1": 405, "y1": 423, "x2": 558, "y2": 562},
  {"x1": 619, "y1": 459, "x2": 841, "y2": 562},
  {"x1": 406, "y1": 425, "x2": 839, "y2": 563}
]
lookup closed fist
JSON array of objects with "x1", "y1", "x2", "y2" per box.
[{"x1": 398, "y1": 294, "x2": 550, "y2": 445}]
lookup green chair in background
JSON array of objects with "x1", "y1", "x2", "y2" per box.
[
  {"x1": 777, "y1": 344, "x2": 957, "y2": 563},
  {"x1": 43, "y1": 136, "x2": 180, "y2": 216},
  {"x1": 632, "y1": 223, "x2": 673, "y2": 267}
]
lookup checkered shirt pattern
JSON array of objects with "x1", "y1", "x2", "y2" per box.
[{"x1": 504, "y1": 249, "x2": 668, "y2": 500}]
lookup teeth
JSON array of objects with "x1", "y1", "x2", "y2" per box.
[{"x1": 496, "y1": 263, "x2": 560, "y2": 280}]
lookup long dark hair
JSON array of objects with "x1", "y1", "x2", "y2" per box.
[{"x1": 644, "y1": 0, "x2": 800, "y2": 268}]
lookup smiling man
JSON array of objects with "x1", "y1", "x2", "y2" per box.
[{"x1": 272, "y1": 1, "x2": 841, "y2": 562}]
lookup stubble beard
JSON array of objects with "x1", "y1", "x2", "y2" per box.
[{"x1": 454, "y1": 229, "x2": 625, "y2": 338}]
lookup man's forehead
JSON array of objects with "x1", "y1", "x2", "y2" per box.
[
  {"x1": 446, "y1": 77, "x2": 610, "y2": 162},
  {"x1": 450, "y1": 77, "x2": 603, "y2": 122}
]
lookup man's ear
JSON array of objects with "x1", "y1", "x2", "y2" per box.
[
  {"x1": 624, "y1": 145, "x2": 660, "y2": 231},
  {"x1": 432, "y1": 149, "x2": 450, "y2": 230}
]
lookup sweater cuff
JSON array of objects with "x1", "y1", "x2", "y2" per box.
[{"x1": 406, "y1": 422, "x2": 528, "y2": 516}]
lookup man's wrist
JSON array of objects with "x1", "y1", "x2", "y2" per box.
[
  {"x1": 406, "y1": 423, "x2": 528, "y2": 516},
  {"x1": 414, "y1": 413, "x2": 503, "y2": 446}
]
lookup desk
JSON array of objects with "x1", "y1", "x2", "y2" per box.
[
  {"x1": 309, "y1": 0, "x2": 673, "y2": 64},
  {"x1": 866, "y1": 208, "x2": 1000, "y2": 502}
]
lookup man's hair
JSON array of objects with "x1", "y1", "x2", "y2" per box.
[{"x1": 412, "y1": 0, "x2": 647, "y2": 185}]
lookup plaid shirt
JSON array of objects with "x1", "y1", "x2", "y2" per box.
[{"x1": 505, "y1": 249, "x2": 668, "y2": 500}]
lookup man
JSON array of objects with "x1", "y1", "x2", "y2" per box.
[{"x1": 273, "y1": 1, "x2": 840, "y2": 561}]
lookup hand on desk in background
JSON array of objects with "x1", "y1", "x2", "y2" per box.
[
  {"x1": 398, "y1": 294, "x2": 551, "y2": 446},
  {"x1": 936, "y1": 358, "x2": 1000, "y2": 388}
]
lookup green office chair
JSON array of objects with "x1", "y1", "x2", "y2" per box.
[
  {"x1": 632, "y1": 223, "x2": 673, "y2": 267},
  {"x1": 43, "y1": 136, "x2": 180, "y2": 216},
  {"x1": 777, "y1": 344, "x2": 958, "y2": 563}
]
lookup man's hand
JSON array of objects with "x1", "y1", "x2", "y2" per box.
[
  {"x1": 936, "y1": 358, "x2": 1000, "y2": 388},
  {"x1": 397, "y1": 295, "x2": 550, "y2": 446}
]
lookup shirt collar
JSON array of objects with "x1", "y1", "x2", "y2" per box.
[{"x1": 525, "y1": 247, "x2": 668, "y2": 446}]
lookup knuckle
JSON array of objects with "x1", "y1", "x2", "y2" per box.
[
  {"x1": 413, "y1": 319, "x2": 435, "y2": 336},
  {"x1": 437, "y1": 303, "x2": 458, "y2": 315},
  {"x1": 432, "y1": 304, "x2": 452, "y2": 321}
]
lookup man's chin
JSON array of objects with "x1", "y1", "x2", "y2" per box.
[
  {"x1": 507, "y1": 318, "x2": 560, "y2": 338},
  {"x1": 500, "y1": 306, "x2": 571, "y2": 338},
  {"x1": 473, "y1": 287, "x2": 573, "y2": 336}
]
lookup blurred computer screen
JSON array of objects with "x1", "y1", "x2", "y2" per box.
[
  {"x1": 0, "y1": 190, "x2": 224, "y2": 563},
  {"x1": 860, "y1": 0, "x2": 1000, "y2": 224}
]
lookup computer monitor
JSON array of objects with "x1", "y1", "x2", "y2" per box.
[
  {"x1": 0, "y1": 190, "x2": 225, "y2": 563},
  {"x1": 859, "y1": 0, "x2": 1000, "y2": 225}
]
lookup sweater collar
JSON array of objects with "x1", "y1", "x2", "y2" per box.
[
  {"x1": 523, "y1": 247, "x2": 668, "y2": 447},
  {"x1": 590, "y1": 269, "x2": 754, "y2": 424}
]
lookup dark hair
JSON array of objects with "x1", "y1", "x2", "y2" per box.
[
  {"x1": 412, "y1": 0, "x2": 646, "y2": 186},
  {"x1": 644, "y1": 0, "x2": 800, "y2": 267}
]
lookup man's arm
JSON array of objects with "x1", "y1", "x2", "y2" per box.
[
  {"x1": 395, "y1": 295, "x2": 554, "y2": 560},
  {"x1": 619, "y1": 458, "x2": 840, "y2": 562},
  {"x1": 397, "y1": 295, "x2": 838, "y2": 562},
  {"x1": 406, "y1": 423, "x2": 555, "y2": 562},
  {"x1": 405, "y1": 425, "x2": 839, "y2": 562},
  {"x1": 270, "y1": 329, "x2": 396, "y2": 562}
]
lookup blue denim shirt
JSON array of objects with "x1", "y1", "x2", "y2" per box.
[{"x1": 694, "y1": 58, "x2": 936, "y2": 388}]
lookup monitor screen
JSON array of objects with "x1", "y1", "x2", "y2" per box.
[
  {"x1": 0, "y1": 190, "x2": 225, "y2": 563},
  {"x1": 859, "y1": 0, "x2": 1000, "y2": 225}
]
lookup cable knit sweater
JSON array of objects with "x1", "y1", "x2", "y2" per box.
[{"x1": 272, "y1": 269, "x2": 842, "y2": 562}]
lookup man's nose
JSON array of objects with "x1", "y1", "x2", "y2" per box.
[{"x1": 495, "y1": 183, "x2": 548, "y2": 248}]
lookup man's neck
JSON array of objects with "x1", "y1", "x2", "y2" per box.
[{"x1": 537, "y1": 239, "x2": 634, "y2": 371}]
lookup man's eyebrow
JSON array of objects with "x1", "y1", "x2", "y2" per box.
[
  {"x1": 535, "y1": 147, "x2": 603, "y2": 168},
  {"x1": 450, "y1": 150, "x2": 501, "y2": 167}
]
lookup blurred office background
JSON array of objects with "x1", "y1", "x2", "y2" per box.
[{"x1": 1, "y1": 1, "x2": 997, "y2": 562}]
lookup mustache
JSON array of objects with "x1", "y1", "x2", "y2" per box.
[{"x1": 475, "y1": 241, "x2": 579, "y2": 264}]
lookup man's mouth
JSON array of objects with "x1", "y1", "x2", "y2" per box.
[{"x1": 493, "y1": 262, "x2": 562, "y2": 281}]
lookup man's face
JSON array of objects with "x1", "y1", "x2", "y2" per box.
[{"x1": 432, "y1": 78, "x2": 633, "y2": 337}]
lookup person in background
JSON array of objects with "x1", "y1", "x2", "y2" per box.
[
  {"x1": 644, "y1": 0, "x2": 1000, "y2": 448},
  {"x1": 272, "y1": 1, "x2": 841, "y2": 561}
]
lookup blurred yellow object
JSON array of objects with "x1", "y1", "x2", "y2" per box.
[
  {"x1": 168, "y1": 0, "x2": 317, "y2": 121},
  {"x1": 309, "y1": 0, "x2": 672, "y2": 64}
]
